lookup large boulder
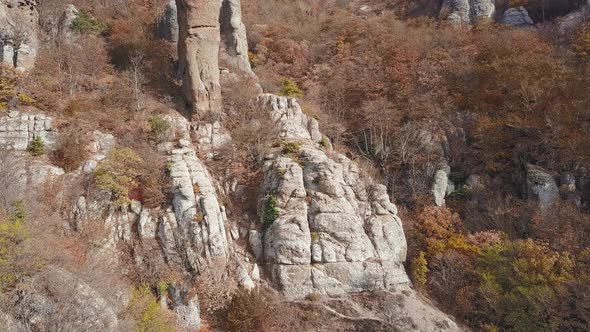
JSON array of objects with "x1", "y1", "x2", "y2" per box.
[
  {"x1": 440, "y1": 0, "x2": 495, "y2": 24},
  {"x1": 501, "y1": 7, "x2": 534, "y2": 27},
  {"x1": 558, "y1": 5, "x2": 590, "y2": 35},
  {"x1": 432, "y1": 169, "x2": 449, "y2": 207},
  {"x1": 526, "y1": 164, "x2": 559, "y2": 208}
]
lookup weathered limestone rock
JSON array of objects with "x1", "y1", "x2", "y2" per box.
[
  {"x1": 193, "y1": 121, "x2": 231, "y2": 151},
  {"x1": 81, "y1": 130, "x2": 115, "y2": 173},
  {"x1": 0, "y1": 0, "x2": 39, "y2": 71},
  {"x1": 220, "y1": 0, "x2": 252, "y2": 73},
  {"x1": 173, "y1": 0, "x2": 257, "y2": 114},
  {"x1": 166, "y1": 141, "x2": 231, "y2": 271},
  {"x1": 168, "y1": 284, "x2": 201, "y2": 330},
  {"x1": 257, "y1": 94, "x2": 323, "y2": 142},
  {"x1": 432, "y1": 169, "x2": 449, "y2": 207},
  {"x1": 466, "y1": 174, "x2": 484, "y2": 190},
  {"x1": 176, "y1": 0, "x2": 223, "y2": 116},
  {"x1": 257, "y1": 95, "x2": 408, "y2": 299},
  {"x1": 158, "y1": 0, "x2": 179, "y2": 42},
  {"x1": 558, "y1": 5, "x2": 589, "y2": 35},
  {"x1": 8, "y1": 268, "x2": 119, "y2": 331},
  {"x1": 161, "y1": 0, "x2": 252, "y2": 74},
  {"x1": 440, "y1": 0, "x2": 495, "y2": 24},
  {"x1": 501, "y1": 7, "x2": 534, "y2": 27},
  {"x1": 527, "y1": 164, "x2": 559, "y2": 208},
  {"x1": 58, "y1": 4, "x2": 79, "y2": 40},
  {"x1": 355, "y1": 286, "x2": 461, "y2": 331},
  {"x1": 0, "y1": 110, "x2": 56, "y2": 150},
  {"x1": 20, "y1": 161, "x2": 64, "y2": 187}
]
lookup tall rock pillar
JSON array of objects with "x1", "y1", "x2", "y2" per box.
[
  {"x1": 220, "y1": 0, "x2": 253, "y2": 74},
  {"x1": 176, "y1": 0, "x2": 222, "y2": 116}
]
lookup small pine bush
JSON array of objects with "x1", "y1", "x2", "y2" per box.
[
  {"x1": 127, "y1": 284, "x2": 175, "y2": 332},
  {"x1": 94, "y1": 148, "x2": 143, "y2": 206},
  {"x1": 279, "y1": 78, "x2": 303, "y2": 98},
  {"x1": 411, "y1": 251, "x2": 428, "y2": 290},
  {"x1": 0, "y1": 200, "x2": 33, "y2": 291},
  {"x1": 263, "y1": 195, "x2": 279, "y2": 229},
  {"x1": 28, "y1": 136, "x2": 45, "y2": 156},
  {"x1": 282, "y1": 141, "x2": 301, "y2": 155},
  {"x1": 72, "y1": 10, "x2": 110, "y2": 34},
  {"x1": 148, "y1": 116, "x2": 171, "y2": 143}
]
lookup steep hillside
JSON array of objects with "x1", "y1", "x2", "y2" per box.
[{"x1": 0, "y1": 0, "x2": 589, "y2": 331}]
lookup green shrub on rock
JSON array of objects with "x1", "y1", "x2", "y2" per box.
[
  {"x1": 0, "y1": 201, "x2": 35, "y2": 291},
  {"x1": 27, "y1": 136, "x2": 45, "y2": 157},
  {"x1": 279, "y1": 78, "x2": 303, "y2": 98},
  {"x1": 127, "y1": 284, "x2": 175, "y2": 332},
  {"x1": 94, "y1": 148, "x2": 143, "y2": 206},
  {"x1": 281, "y1": 141, "x2": 301, "y2": 155},
  {"x1": 72, "y1": 10, "x2": 110, "y2": 34},
  {"x1": 148, "y1": 116, "x2": 171, "y2": 143},
  {"x1": 263, "y1": 195, "x2": 279, "y2": 229}
]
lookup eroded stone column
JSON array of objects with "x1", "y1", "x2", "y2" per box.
[
  {"x1": 176, "y1": 0, "x2": 222, "y2": 116},
  {"x1": 220, "y1": 0, "x2": 252, "y2": 74}
]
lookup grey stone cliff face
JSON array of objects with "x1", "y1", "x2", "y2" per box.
[
  {"x1": 176, "y1": 0, "x2": 223, "y2": 116},
  {"x1": 166, "y1": 140, "x2": 231, "y2": 271},
  {"x1": 255, "y1": 95, "x2": 409, "y2": 299},
  {"x1": 0, "y1": 110, "x2": 56, "y2": 150}
]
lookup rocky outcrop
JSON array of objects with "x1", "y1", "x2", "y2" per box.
[
  {"x1": 162, "y1": 0, "x2": 252, "y2": 73},
  {"x1": 167, "y1": 284, "x2": 201, "y2": 329},
  {"x1": 0, "y1": 0, "x2": 38, "y2": 71},
  {"x1": 257, "y1": 94, "x2": 323, "y2": 142},
  {"x1": 81, "y1": 130, "x2": 115, "y2": 173},
  {"x1": 157, "y1": 0, "x2": 179, "y2": 42},
  {"x1": 58, "y1": 4, "x2": 78, "y2": 41},
  {"x1": 0, "y1": 110, "x2": 56, "y2": 150},
  {"x1": 164, "y1": 139, "x2": 231, "y2": 271},
  {"x1": 193, "y1": 121, "x2": 232, "y2": 152},
  {"x1": 6, "y1": 268, "x2": 119, "y2": 331},
  {"x1": 219, "y1": 0, "x2": 252, "y2": 74},
  {"x1": 432, "y1": 168, "x2": 450, "y2": 207},
  {"x1": 256, "y1": 95, "x2": 408, "y2": 299},
  {"x1": 501, "y1": 7, "x2": 534, "y2": 27},
  {"x1": 558, "y1": 5, "x2": 589, "y2": 35},
  {"x1": 174, "y1": 0, "x2": 256, "y2": 115},
  {"x1": 73, "y1": 142, "x2": 233, "y2": 274},
  {"x1": 440, "y1": 0, "x2": 495, "y2": 24},
  {"x1": 527, "y1": 164, "x2": 559, "y2": 208},
  {"x1": 176, "y1": 0, "x2": 223, "y2": 116}
]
